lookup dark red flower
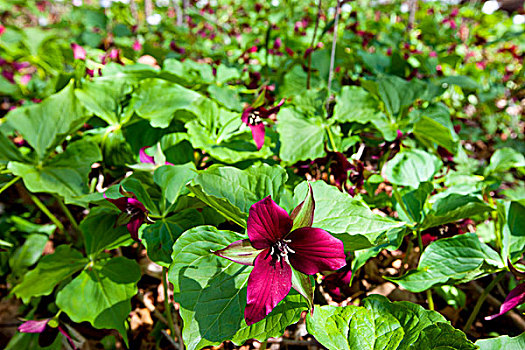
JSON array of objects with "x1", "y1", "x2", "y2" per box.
[
  {"x1": 214, "y1": 193, "x2": 346, "y2": 325},
  {"x1": 485, "y1": 283, "x2": 525, "y2": 320},
  {"x1": 322, "y1": 267, "x2": 352, "y2": 302},
  {"x1": 104, "y1": 193, "x2": 147, "y2": 241},
  {"x1": 19, "y1": 318, "x2": 77, "y2": 349},
  {"x1": 241, "y1": 98, "x2": 285, "y2": 150}
]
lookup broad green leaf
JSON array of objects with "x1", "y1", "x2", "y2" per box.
[
  {"x1": 415, "y1": 323, "x2": 476, "y2": 350},
  {"x1": 80, "y1": 207, "x2": 132, "y2": 257},
  {"x1": 501, "y1": 201, "x2": 525, "y2": 263},
  {"x1": 291, "y1": 268, "x2": 314, "y2": 312},
  {"x1": 421, "y1": 193, "x2": 492, "y2": 230},
  {"x1": 373, "y1": 75, "x2": 427, "y2": 117},
  {"x1": 383, "y1": 149, "x2": 442, "y2": 188},
  {"x1": 413, "y1": 104, "x2": 459, "y2": 153},
  {"x1": 3, "y1": 81, "x2": 87, "y2": 160},
  {"x1": 168, "y1": 226, "x2": 307, "y2": 350},
  {"x1": 476, "y1": 333, "x2": 525, "y2": 350},
  {"x1": 333, "y1": 86, "x2": 381, "y2": 124},
  {"x1": 388, "y1": 233, "x2": 504, "y2": 292},
  {"x1": 120, "y1": 177, "x2": 160, "y2": 216},
  {"x1": 12, "y1": 245, "x2": 88, "y2": 303},
  {"x1": 484, "y1": 148, "x2": 525, "y2": 176},
  {"x1": 281, "y1": 65, "x2": 324, "y2": 97},
  {"x1": 276, "y1": 108, "x2": 327, "y2": 164},
  {"x1": 396, "y1": 182, "x2": 434, "y2": 224},
  {"x1": 188, "y1": 164, "x2": 288, "y2": 227},
  {"x1": 9, "y1": 233, "x2": 49, "y2": 272},
  {"x1": 8, "y1": 139, "x2": 102, "y2": 205},
  {"x1": 307, "y1": 295, "x2": 462, "y2": 350},
  {"x1": 131, "y1": 78, "x2": 204, "y2": 128},
  {"x1": 56, "y1": 257, "x2": 141, "y2": 346},
  {"x1": 290, "y1": 182, "x2": 315, "y2": 231},
  {"x1": 75, "y1": 78, "x2": 133, "y2": 125},
  {"x1": 438, "y1": 76, "x2": 480, "y2": 91},
  {"x1": 215, "y1": 64, "x2": 241, "y2": 84},
  {"x1": 294, "y1": 181, "x2": 405, "y2": 251},
  {"x1": 0, "y1": 132, "x2": 26, "y2": 163},
  {"x1": 153, "y1": 163, "x2": 196, "y2": 214},
  {"x1": 142, "y1": 209, "x2": 203, "y2": 267},
  {"x1": 207, "y1": 85, "x2": 243, "y2": 111}
]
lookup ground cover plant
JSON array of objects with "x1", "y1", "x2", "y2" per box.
[{"x1": 0, "y1": 0, "x2": 524, "y2": 349}]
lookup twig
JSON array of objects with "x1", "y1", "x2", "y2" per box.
[
  {"x1": 28, "y1": 193, "x2": 65, "y2": 233},
  {"x1": 161, "y1": 330, "x2": 180, "y2": 349},
  {"x1": 173, "y1": 0, "x2": 183, "y2": 26},
  {"x1": 0, "y1": 176, "x2": 20, "y2": 196},
  {"x1": 463, "y1": 272, "x2": 506, "y2": 332},
  {"x1": 136, "y1": 292, "x2": 169, "y2": 325},
  {"x1": 307, "y1": 0, "x2": 322, "y2": 90},
  {"x1": 325, "y1": 0, "x2": 341, "y2": 111},
  {"x1": 163, "y1": 268, "x2": 177, "y2": 342},
  {"x1": 54, "y1": 196, "x2": 80, "y2": 233}
]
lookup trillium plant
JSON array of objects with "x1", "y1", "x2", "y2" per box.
[{"x1": 214, "y1": 184, "x2": 346, "y2": 325}]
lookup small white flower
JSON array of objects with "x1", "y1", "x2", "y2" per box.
[
  {"x1": 147, "y1": 13, "x2": 162, "y2": 26},
  {"x1": 38, "y1": 17, "x2": 48, "y2": 26},
  {"x1": 327, "y1": 7, "x2": 335, "y2": 16},
  {"x1": 100, "y1": 0, "x2": 112, "y2": 8},
  {"x1": 156, "y1": 0, "x2": 170, "y2": 7},
  {"x1": 513, "y1": 14, "x2": 525, "y2": 25},
  {"x1": 341, "y1": 3, "x2": 352, "y2": 13},
  {"x1": 72, "y1": 0, "x2": 82, "y2": 6},
  {"x1": 400, "y1": 3, "x2": 409, "y2": 13},
  {"x1": 271, "y1": 0, "x2": 280, "y2": 7},
  {"x1": 482, "y1": 1, "x2": 499, "y2": 15}
]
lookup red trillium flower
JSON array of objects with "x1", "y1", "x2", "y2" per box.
[
  {"x1": 485, "y1": 283, "x2": 525, "y2": 320},
  {"x1": 214, "y1": 186, "x2": 346, "y2": 325},
  {"x1": 104, "y1": 193, "x2": 147, "y2": 241},
  {"x1": 71, "y1": 43, "x2": 86, "y2": 60},
  {"x1": 19, "y1": 318, "x2": 77, "y2": 349},
  {"x1": 139, "y1": 146, "x2": 173, "y2": 165},
  {"x1": 241, "y1": 98, "x2": 285, "y2": 150}
]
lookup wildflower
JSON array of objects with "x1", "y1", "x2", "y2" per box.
[
  {"x1": 71, "y1": 43, "x2": 86, "y2": 60},
  {"x1": 19, "y1": 318, "x2": 77, "y2": 349},
  {"x1": 485, "y1": 283, "x2": 525, "y2": 320},
  {"x1": 241, "y1": 98, "x2": 285, "y2": 150},
  {"x1": 322, "y1": 267, "x2": 352, "y2": 302},
  {"x1": 139, "y1": 146, "x2": 173, "y2": 165},
  {"x1": 104, "y1": 193, "x2": 147, "y2": 241},
  {"x1": 214, "y1": 187, "x2": 346, "y2": 325},
  {"x1": 132, "y1": 40, "x2": 142, "y2": 51}
]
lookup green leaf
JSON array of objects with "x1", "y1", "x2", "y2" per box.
[
  {"x1": 142, "y1": 209, "x2": 203, "y2": 267},
  {"x1": 307, "y1": 295, "x2": 467, "y2": 350},
  {"x1": 294, "y1": 181, "x2": 405, "y2": 251},
  {"x1": 9, "y1": 233, "x2": 49, "y2": 272},
  {"x1": 12, "y1": 245, "x2": 88, "y2": 303},
  {"x1": 476, "y1": 333, "x2": 525, "y2": 350},
  {"x1": 277, "y1": 108, "x2": 328, "y2": 164},
  {"x1": 415, "y1": 323, "x2": 476, "y2": 350},
  {"x1": 290, "y1": 182, "x2": 315, "y2": 231},
  {"x1": 291, "y1": 268, "x2": 314, "y2": 312},
  {"x1": 80, "y1": 207, "x2": 132, "y2": 257},
  {"x1": 413, "y1": 109, "x2": 458, "y2": 153},
  {"x1": 207, "y1": 85, "x2": 243, "y2": 111},
  {"x1": 168, "y1": 226, "x2": 307, "y2": 350},
  {"x1": 396, "y1": 182, "x2": 434, "y2": 224},
  {"x1": 56, "y1": 257, "x2": 141, "y2": 346},
  {"x1": 153, "y1": 164, "x2": 196, "y2": 214},
  {"x1": 188, "y1": 164, "x2": 288, "y2": 227},
  {"x1": 131, "y1": 78, "x2": 204, "y2": 128},
  {"x1": 333, "y1": 86, "x2": 381, "y2": 124},
  {"x1": 484, "y1": 147, "x2": 525, "y2": 176},
  {"x1": 388, "y1": 233, "x2": 504, "y2": 292},
  {"x1": 215, "y1": 64, "x2": 240, "y2": 84},
  {"x1": 438, "y1": 76, "x2": 480, "y2": 91},
  {"x1": 3, "y1": 80, "x2": 87, "y2": 160},
  {"x1": 0, "y1": 132, "x2": 26, "y2": 164},
  {"x1": 212, "y1": 239, "x2": 263, "y2": 266},
  {"x1": 373, "y1": 75, "x2": 427, "y2": 117},
  {"x1": 383, "y1": 149, "x2": 442, "y2": 188},
  {"x1": 434, "y1": 286, "x2": 466, "y2": 309},
  {"x1": 8, "y1": 140, "x2": 102, "y2": 205},
  {"x1": 75, "y1": 78, "x2": 133, "y2": 125},
  {"x1": 421, "y1": 193, "x2": 492, "y2": 230},
  {"x1": 501, "y1": 201, "x2": 525, "y2": 263},
  {"x1": 120, "y1": 177, "x2": 159, "y2": 216}
]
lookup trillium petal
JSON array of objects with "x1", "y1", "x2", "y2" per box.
[
  {"x1": 288, "y1": 227, "x2": 346, "y2": 275},
  {"x1": 103, "y1": 194, "x2": 129, "y2": 212},
  {"x1": 485, "y1": 283, "x2": 525, "y2": 320},
  {"x1": 126, "y1": 217, "x2": 144, "y2": 242},
  {"x1": 139, "y1": 147, "x2": 155, "y2": 164},
  {"x1": 245, "y1": 249, "x2": 292, "y2": 325},
  {"x1": 213, "y1": 239, "x2": 264, "y2": 266},
  {"x1": 249, "y1": 123, "x2": 266, "y2": 150},
  {"x1": 18, "y1": 319, "x2": 49, "y2": 333},
  {"x1": 127, "y1": 197, "x2": 147, "y2": 212},
  {"x1": 247, "y1": 196, "x2": 292, "y2": 249}
]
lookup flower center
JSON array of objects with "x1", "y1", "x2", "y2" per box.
[
  {"x1": 268, "y1": 239, "x2": 295, "y2": 265},
  {"x1": 125, "y1": 205, "x2": 142, "y2": 218},
  {"x1": 247, "y1": 110, "x2": 263, "y2": 125}
]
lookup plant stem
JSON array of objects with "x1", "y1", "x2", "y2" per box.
[
  {"x1": 28, "y1": 193, "x2": 65, "y2": 233},
  {"x1": 162, "y1": 268, "x2": 176, "y2": 340},
  {"x1": 463, "y1": 271, "x2": 506, "y2": 333},
  {"x1": 326, "y1": 125, "x2": 338, "y2": 152},
  {"x1": 326, "y1": 0, "x2": 341, "y2": 111},
  {"x1": 55, "y1": 196, "x2": 80, "y2": 233},
  {"x1": 426, "y1": 289, "x2": 435, "y2": 310},
  {"x1": 0, "y1": 176, "x2": 20, "y2": 195},
  {"x1": 307, "y1": 0, "x2": 322, "y2": 90},
  {"x1": 392, "y1": 185, "x2": 412, "y2": 223}
]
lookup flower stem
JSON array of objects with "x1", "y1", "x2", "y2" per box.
[
  {"x1": 307, "y1": 0, "x2": 322, "y2": 90},
  {"x1": 463, "y1": 271, "x2": 506, "y2": 333},
  {"x1": 28, "y1": 193, "x2": 65, "y2": 233},
  {"x1": 55, "y1": 196, "x2": 80, "y2": 233},
  {"x1": 392, "y1": 185, "x2": 412, "y2": 223},
  {"x1": 326, "y1": 0, "x2": 341, "y2": 111},
  {"x1": 162, "y1": 267, "x2": 176, "y2": 340},
  {"x1": 426, "y1": 289, "x2": 435, "y2": 310},
  {"x1": 326, "y1": 125, "x2": 338, "y2": 152},
  {"x1": 0, "y1": 176, "x2": 20, "y2": 195}
]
